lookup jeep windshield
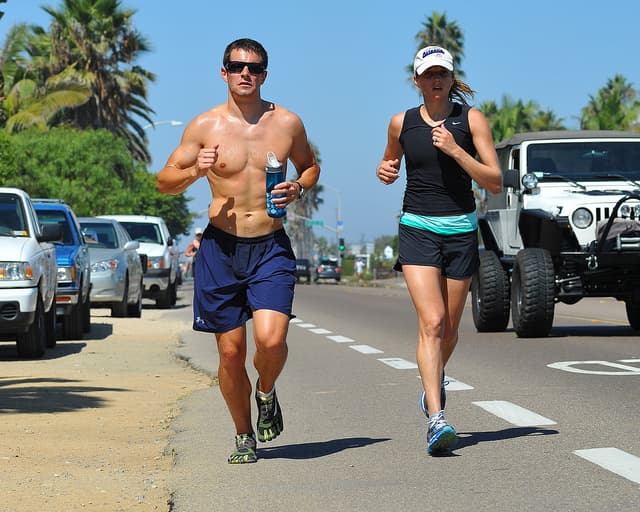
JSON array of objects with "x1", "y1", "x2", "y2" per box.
[
  {"x1": 527, "y1": 141, "x2": 640, "y2": 184},
  {"x1": 118, "y1": 221, "x2": 163, "y2": 244},
  {"x1": 0, "y1": 193, "x2": 29, "y2": 237}
]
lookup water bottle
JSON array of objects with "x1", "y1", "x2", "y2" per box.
[{"x1": 265, "y1": 151, "x2": 286, "y2": 218}]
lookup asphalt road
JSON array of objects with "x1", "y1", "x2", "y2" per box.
[{"x1": 168, "y1": 280, "x2": 640, "y2": 512}]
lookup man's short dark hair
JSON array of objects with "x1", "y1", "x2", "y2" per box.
[{"x1": 223, "y1": 38, "x2": 268, "y2": 69}]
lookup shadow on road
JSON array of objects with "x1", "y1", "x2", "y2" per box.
[
  {"x1": 258, "y1": 436, "x2": 391, "y2": 460},
  {"x1": 0, "y1": 376, "x2": 129, "y2": 414},
  {"x1": 456, "y1": 426, "x2": 558, "y2": 451}
]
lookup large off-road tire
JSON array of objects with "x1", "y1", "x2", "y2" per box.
[
  {"x1": 511, "y1": 248, "x2": 555, "y2": 338},
  {"x1": 45, "y1": 300, "x2": 57, "y2": 348},
  {"x1": 62, "y1": 301, "x2": 84, "y2": 340},
  {"x1": 472, "y1": 251, "x2": 510, "y2": 332},
  {"x1": 17, "y1": 295, "x2": 46, "y2": 358},
  {"x1": 127, "y1": 278, "x2": 143, "y2": 318},
  {"x1": 112, "y1": 278, "x2": 129, "y2": 317},
  {"x1": 625, "y1": 301, "x2": 640, "y2": 330}
]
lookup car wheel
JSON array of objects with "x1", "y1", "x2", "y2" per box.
[
  {"x1": 156, "y1": 282, "x2": 172, "y2": 308},
  {"x1": 63, "y1": 301, "x2": 84, "y2": 340},
  {"x1": 112, "y1": 278, "x2": 129, "y2": 317},
  {"x1": 625, "y1": 301, "x2": 640, "y2": 330},
  {"x1": 511, "y1": 248, "x2": 555, "y2": 338},
  {"x1": 17, "y1": 295, "x2": 46, "y2": 358},
  {"x1": 45, "y1": 299, "x2": 57, "y2": 348},
  {"x1": 127, "y1": 278, "x2": 143, "y2": 318},
  {"x1": 82, "y1": 291, "x2": 91, "y2": 333},
  {"x1": 471, "y1": 251, "x2": 510, "y2": 332}
]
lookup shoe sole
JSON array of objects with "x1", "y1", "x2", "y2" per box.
[{"x1": 427, "y1": 425, "x2": 458, "y2": 455}]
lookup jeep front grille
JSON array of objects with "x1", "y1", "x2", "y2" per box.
[{"x1": 594, "y1": 207, "x2": 612, "y2": 223}]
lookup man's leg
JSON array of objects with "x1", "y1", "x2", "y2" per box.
[
  {"x1": 252, "y1": 309, "x2": 290, "y2": 441},
  {"x1": 216, "y1": 326, "x2": 252, "y2": 435}
]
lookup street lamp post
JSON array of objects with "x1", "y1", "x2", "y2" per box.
[{"x1": 142, "y1": 120, "x2": 184, "y2": 130}]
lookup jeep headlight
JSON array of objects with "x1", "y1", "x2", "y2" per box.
[
  {"x1": 0, "y1": 262, "x2": 33, "y2": 281},
  {"x1": 521, "y1": 173, "x2": 538, "y2": 190},
  {"x1": 620, "y1": 204, "x2": 631, "y2": 218},
  {"x1": 572, "y1": 208, "x2": 593, "y2": 229},
  {"x1": 57, "y1": 266, "x2": 75, "y2": 283}
]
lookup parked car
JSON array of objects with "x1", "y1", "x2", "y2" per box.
[
  {"x1": 33, "y1": 199, "x2": 91, "y2": 340},
  {"x1": 0, "y1": 187, "x2": 59, "y2": 357},
  {"x1": 295, "y1": 258, "x2": 311, "y2": 284},
  {"x1": 100, "y1": 215, "x2": 179, "y2": 308},
  {"x1": 79, "y1": 217, "x2": 144, "y2": 318},
  {"x1": 314, "y1": 258, "x2": 341, "y2": 283}
]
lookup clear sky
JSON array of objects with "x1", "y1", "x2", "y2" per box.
[{"x1": 4, "y1": 0, "x2": 640, "y2": 248}]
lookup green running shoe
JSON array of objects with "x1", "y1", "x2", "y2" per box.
[
  {"x1": 255, "y1": 384, "x2": 284, "y2": 443},
  {"x1": 228, "y1": 433, "x2": 257, "y2": 464}
]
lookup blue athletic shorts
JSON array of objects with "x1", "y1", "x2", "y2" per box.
[
  {"x1": 394, "y1": 223, "x2": 479, "y2": 279},
  {"x1": 192, "y1": 225, "x2": 296, "y2": 333}
]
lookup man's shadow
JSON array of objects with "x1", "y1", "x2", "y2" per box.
[{"x1": 258, "y1": 436, "x2": 390, "y2": 460}]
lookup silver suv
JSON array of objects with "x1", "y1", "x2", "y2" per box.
[
  {"x1": 473, "y1": 131, "x2": 640, "y2": 337},
  {"x1": 100, "y1": 215, "x2": 179, "y2": 308}
]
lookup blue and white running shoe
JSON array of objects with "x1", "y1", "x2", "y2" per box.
[{"x1": 427, "y1": 411, "x2": 457, "y2": 455}]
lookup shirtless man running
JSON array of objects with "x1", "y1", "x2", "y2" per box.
[{"x1": 157, "y1": 38, "x2": 320, "y2": 464}]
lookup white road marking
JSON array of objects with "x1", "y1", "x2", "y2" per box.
[
  {"x1": 326, "y1": 335, "x2": 354, "y2": 343},
  {"x1": 296, "y1": 323, "x2": 316, "y2": 328},
  {"x1": 416, "y1": 375, "x2": 474, "y2": 390},
  {"x1": 350, "y1": 345, "x2": 383, "y2": 354},
  {"x1": 473, "y1": 400, "x2": 557, "y2": 426},
  {"x1": 309, "y1": 328, "x2": 332, "y2": 334},
  {"x1": 547, "y1": 360, "x2": 640, "y2": 375},
  {"x1": 574, "y1": 448, "x2": 640, "y2": 485},
  {"x1": 289, "y1": 318, "x2": 303, "y2": 324},
  {"x1": 378, "y1": 358, "x2": 418, "y2": 370}
]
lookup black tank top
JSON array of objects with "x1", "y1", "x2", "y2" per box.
[{"x1": 399, "y1": 103, "x2": 476, "y2": 216}]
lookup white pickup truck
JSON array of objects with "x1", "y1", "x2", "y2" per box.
[{"x1": 0, "y1": 187, "x2": 60, "y2": 358}]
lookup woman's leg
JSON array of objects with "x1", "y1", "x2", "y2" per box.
[{"x1": 403, "y1": 265, "x2": 446, "y2": 416}]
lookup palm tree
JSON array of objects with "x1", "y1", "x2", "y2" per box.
[
  {"x1": 42, "y1": 0, "x2": 156, "y2": 162},
  {"x1": 1, "y1": 23, "x2": 90, "y2": 131},
  {"x1": 408, "y1": 11, "x2": 465, "y2": 79},
  {"x1": 480, "y1": 95, "x2": 565, "y2": 143},
  {"x1": 580, "y1": 74, "x2": 640, "y2": 131}
]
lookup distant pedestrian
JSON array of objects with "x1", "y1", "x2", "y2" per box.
[
  {"x1": 355, "y1": 258, "x2": 365, "y2": 286},
  {"x1": 157, "y1": 38, "x2": 320, "y2": 464},
  {"x1": 377, "y1": 45, "x2": 501, "y2": 455},
  {"x1": 184, "y1": 228, "x2": 202, "y2": 279}
]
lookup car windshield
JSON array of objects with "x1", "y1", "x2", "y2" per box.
[
  {"x1": 81, "y1": 222, "x2": 118, "y2": 249},
  {"x1": 36, "y1": 209, "x2": 74, "y2": 245},
  {"x1": 119, "y1": 221, "x2": 163, "y2": 244},
  {"x1": 0, "y1": 194, "x2": 29, "y2": 237},
  {"x1": 527, "y1": 141, "x2": 640, "y2": 184}
]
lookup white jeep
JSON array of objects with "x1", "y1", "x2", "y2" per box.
[
  {"x1": 0, "y1": 188, "x2": 61, "y2": 357},
  {"x1": 472, "y1": 131, "x2": 640, "y2": 337}
]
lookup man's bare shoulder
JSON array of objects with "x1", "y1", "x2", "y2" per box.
[{"x1": 267, "y1": 102, "x2": 305, "y2": 132}]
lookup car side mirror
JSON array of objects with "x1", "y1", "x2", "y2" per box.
[
  {"x1": 503, "y1": 169, "x2": 520, "y2": 189},
  {"x1": 167, "y1": 238, "x2": 174, "y2": 247},
  {"x1": 124, "y1": 240, "x2": 139, "y2": 251},
  {"x1": 39, "y1": 223, "x2": 62, "y2": 242}
]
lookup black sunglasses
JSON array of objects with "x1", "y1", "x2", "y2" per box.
[{"x1": 225, "y1": 61, "x2": 266, "y2": 75}]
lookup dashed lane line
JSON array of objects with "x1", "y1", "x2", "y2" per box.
[
  {"x1": 350, "y1": 345, "x2": 384, "y2": 354},
  {"x1": 574, "y1": 448, "x2": 640, "y2": 485},
  {"x1": 416, "y1": 375, "x2": 474, "y2": 391},
  {"x1": 378, "y1": 358, "x2": 419, "y2": 370},
  {"x1": 326, "y1": 335, "x2": 354, "y2": 343},
  {"x1": 473, "y1": 400, "x2": 557, "y2": 426}
]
